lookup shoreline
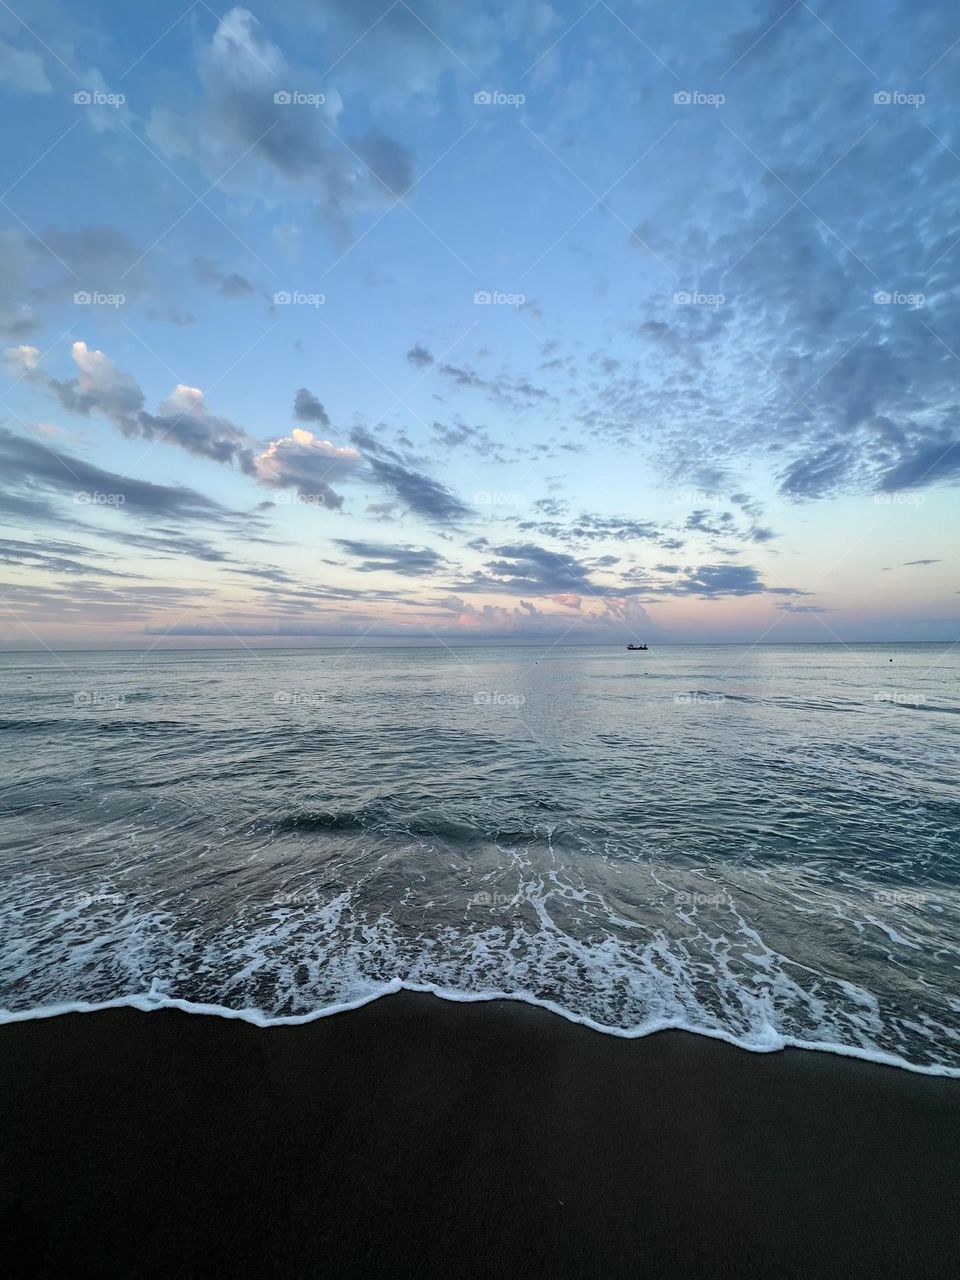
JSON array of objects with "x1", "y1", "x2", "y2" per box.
[
  {"x1": 2, "y1": 984, "x2": 959, "y2": 1078},
  {"x1": 2, "y1": 990, "x2": 958, "y2": 1279}
]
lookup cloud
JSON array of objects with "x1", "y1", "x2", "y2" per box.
[
  {"x1": 192, "y1": 256, "x2": 256, "y2": 298},
  {"x1": 494, "y1": 9, "x2": 960, "y2": 507},
  {"x1": 436, "y1": 362, "x2": 550, "y2": 408},
  {"x1": 0, "y1": 577, "x2": 214, "y2": 626},
  {"x1": 429, "y1": 418, "x2": 503, "y2": 459},
  {"x1": 432, "y1": 593, "x2": 578, "y2": 638},
  {"x1": 406, "y1": 342, "x2": 434, "y2": 367},
  {"x1": 144, "y1": 384, "x2": 257, "y2": 469},
  {"x1": 456, "y1": 542, "x2": 596, "y2": 595},
  {"x1": 364, "y1": 453, "x2": 472, "y2": 524},
  {"x1": 599, "y1": 596, "x2": 654, "y2": 630},
  {"x1": 253, "y1": 428, "x2": 362, "y2": 509},
  {"x1": 293, "y1": 387, "x2": 330, "y2": 426},
  {"x1": 11, "y1": 343, "x2": 470, "y2": 527},
  {"x1": 268, "y1": 0, "x2": 507, "y2": 109},
  {"x1": 0, "y1": 222, "x2": 207, "y2": 332},
  {"x1": 353, "y1": 128, "x2": 415, "y2": 198},
  {"x1": 685, "y1": 509, "x2": 735, "y2": 535},
  {"x1": 661, "y1": 564, "x2": 801, "y2": 598},
  {"x1": 877, "y1": 440, "x2": 960, "y2": 493},
  {"x1": 534, "y1": 497, "x2": 569, "y2": 517},
  {"x1": 723, "y1": 0, "x2": 804, "y2": 69},
  {"x1": 0, "y1": 536, "x2": 135, "y2": 578},
  {"x1": 515, "y1": 511, "x2": 675, "y2": 550},
  {"x1": 779, "y1": 445, "x2": 858, "y2": 500},
  {"x1": 0, "y1": 231, "x2": 42, "y2": 337},
  {"x1": 0, "y1": 38, "x2": 52, "y2": 93},
  {"x1": 146, "y1": 7, "x2": 415, "y2": 242},
  {"x1": 0, "y1": 426, "x2": 242, "y2": 523},
  {"x1": 51, "y1": 341, "x2": 145, "y2": 424},
  {"x1": 334, "y1": 540, "x2": 446, "y2": 576},
  {"x1": 9, "y1": 341, "x2": 257, "y2": 471},
  {"x1": 343, "y1": 425, "x2": 472, "y2": 524},
  {"x1": 0, "y1": 485, "x2": 67, "y2": 525},
  {"x1": 365, "y1": 501, "x2": 399, "y2": 521},
  {"x1": 40, "y1": 225, "x2": 142, "y2": 291},
  {"x1": 224, "y1": 564, "x2": 296, "y2": 584},
  {"x1": 109, "y1": 529, "x2": 235, "y2": 564}
]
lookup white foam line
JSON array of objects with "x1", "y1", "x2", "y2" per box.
[{"x1": 2, "y1": 982, "x2": 960, "y2": 1078}]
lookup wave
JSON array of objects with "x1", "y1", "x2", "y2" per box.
[
  {"x1": 94, "y1": 719, "x2": 198, "y2": 733},
  {"x1": 3, "y1": 859, "x2": 958, "y2": 1078},
  {"x1": 3, "y1": 983, "x2": 959, "y2": 1078},
  {"x1": 0, "y1": 717, "x2": 68, "y2": 732},
  {"x1": 4, "y1": 647, "x2": 958, "y2": 1084},
  {"x1": 269, "y1": 806, "x2": 559, "y2": 844},
  {"x1": 273, "y1": 808, "x2": 373, "y2": 833}
]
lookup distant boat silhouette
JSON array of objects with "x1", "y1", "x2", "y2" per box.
[{"x1": 626, "y1": 643, "x2": 648, "y2": 651}]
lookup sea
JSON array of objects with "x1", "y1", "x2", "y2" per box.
[{"x1": 1, "y1": 642, "x2": 958, "y2": 1074}]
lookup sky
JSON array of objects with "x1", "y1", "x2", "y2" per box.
[{"x1": 0, "y1": 0, "x2": 958, "y2": 650}]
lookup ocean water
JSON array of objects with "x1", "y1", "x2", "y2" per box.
[{"x1": 1, "y1": 642, "x2": 958, "y2": 1073}]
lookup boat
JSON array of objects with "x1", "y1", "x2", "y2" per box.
[{"x1": 626, "y1": 643, "x2": 648, "y2": 651}]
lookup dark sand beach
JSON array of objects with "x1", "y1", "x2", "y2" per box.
[{"x1": 2, "y1": 991, "x2": 958, "y2": 1279}]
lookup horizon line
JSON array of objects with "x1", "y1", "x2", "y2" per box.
[{"x1": 0, "y1": 638, "x2": 954, "y2": 657}]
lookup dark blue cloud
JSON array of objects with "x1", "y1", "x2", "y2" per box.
[
  {"x1": 335, "y1": 540, "x2": 446, "y2": 575},
  {"x1": 0, "y1": 427, "x2": 240, "y2": 523}
]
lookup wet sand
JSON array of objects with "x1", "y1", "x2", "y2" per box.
[{"x1": 1, "y1": 991, "x2": 958, "y2": 1278}]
